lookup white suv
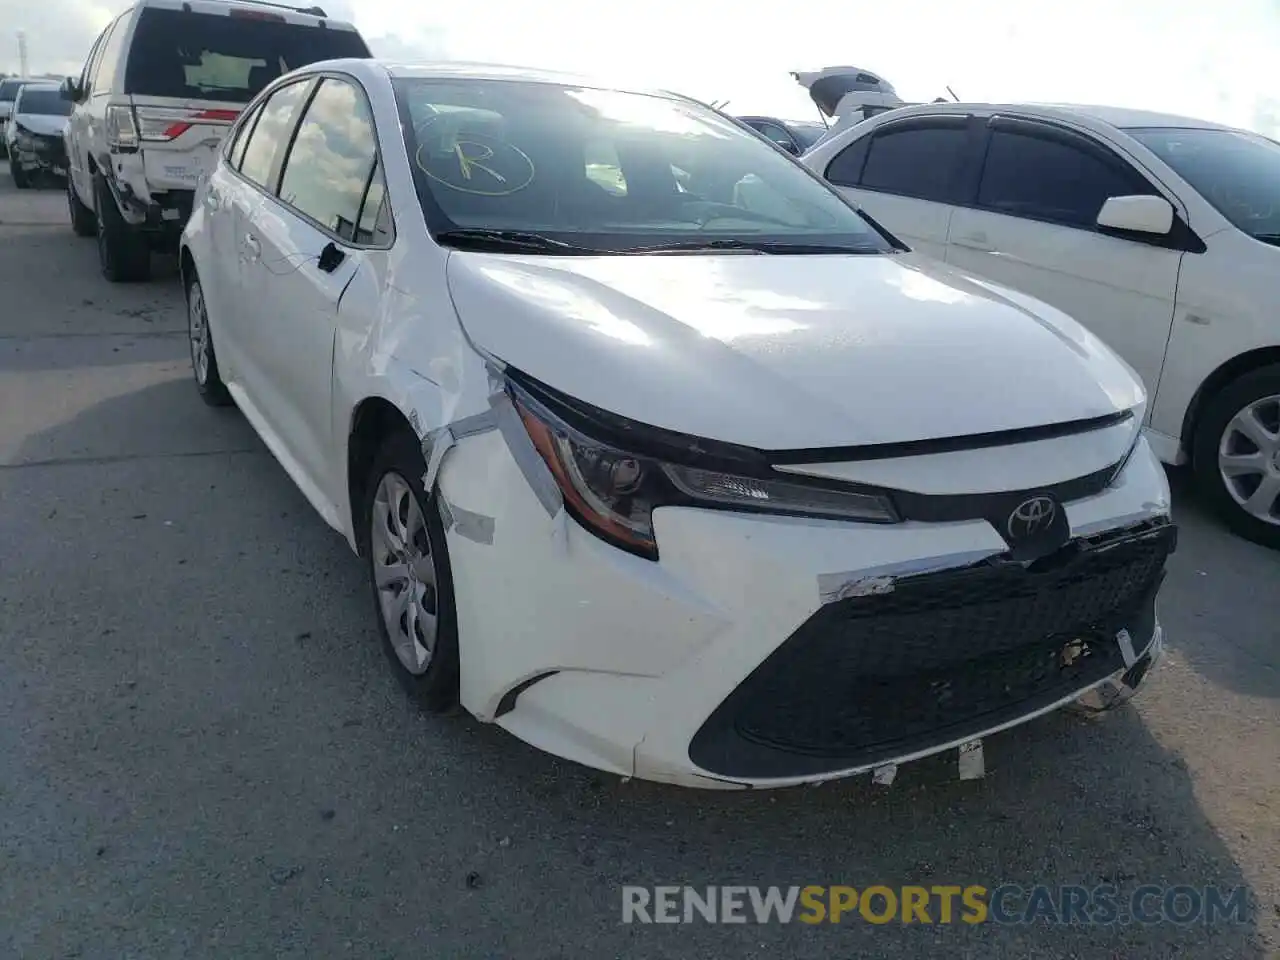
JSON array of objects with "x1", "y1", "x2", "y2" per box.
[
  {"x1": 60, "y1": 0, "x2": 369, "y2": 282},
  {"x1": 804, "y1": 103, "x2": 1280, "y2": 548}
]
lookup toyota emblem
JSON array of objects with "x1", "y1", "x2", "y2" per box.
[{"x1": 1007, "y1": 495, "x2": 1057, "y2": 540}]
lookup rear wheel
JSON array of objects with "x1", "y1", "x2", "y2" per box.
[
  {"x1": 185, "y1": 275, "x2": 233, "y2": 407},
  {"x1": 67, "y1": 175, "x2": 96, "y2": 237},
  {"x1": 362, "y1": 429, "x2": 460, "y2": 712},
  {"x1": 1192, "y1": 363, "x2": 1280, "y2": 549},
  {"x1": 94, "y1": 174, "x2": 151, "y2": 282}
]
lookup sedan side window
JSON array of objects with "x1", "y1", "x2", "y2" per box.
[
  {"x1": 238, "y1": 80, "x2": 312, "y2": 191},
  {"x1": 977, "y1": 128, "x2": 1155, "y2": 228},
  {"x1": 857, "y1": 123, "x2": 970, "y2": 202},
  {"x1": 276, "y1": 77, "x2": 383, "y2": 244}
]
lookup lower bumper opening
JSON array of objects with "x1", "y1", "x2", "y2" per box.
[{"x1": 689, "y1": 519, "x2": 1175, "y2": 780}]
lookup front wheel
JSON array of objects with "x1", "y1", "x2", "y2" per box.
[
  {"x1": 1192, "y1": 363, "x2": 1280, "y2": 549},
  {"x1": 11, "y1": 164, "x2": 29, "y2": 189},
  {"x1": 363, "y1": 430, "x2": 460, "y2": 712}
]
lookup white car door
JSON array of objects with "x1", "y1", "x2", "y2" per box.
[
  {"x1": 213, "y1": 78, "x2": 314, "y2": 396},
  {"x1": 820, "y1": 115, "x2": 973, "y2": 260},
  {"x1": 240, "y1": 75, "x2": 385, "y2": 503},
  {"x1": 195, "y1": 98, "x2": 265, "y2": 352},
  {"x1": 945, "y1": 118, "x2": 1184, "y2": 403}
]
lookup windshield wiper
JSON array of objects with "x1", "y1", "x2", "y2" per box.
[
  {"x1": 1254, "y1": 233, "x2": 1280, "y2": 247},
  {"x1": 435, "y1": 229, "x2": 602, "y2": 254},
  {"x1": 622, "y1": 238, "x2": 882, "y2": 255}
]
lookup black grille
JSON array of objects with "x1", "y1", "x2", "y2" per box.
[{"x1": 689, "y1": 520, "x2": 1175, "y2": 779}]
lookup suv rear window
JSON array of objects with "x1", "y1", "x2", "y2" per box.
[
  {"x1": 123, "y1": 7, "x2": 370, "y2": 103},
  {"x1": 0, "y1": 80, "x2": 23, "y2": 103}
]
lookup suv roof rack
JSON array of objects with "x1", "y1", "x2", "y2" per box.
[{"x1": 218, "y1": 0, "x2": 329, "y2": 17}]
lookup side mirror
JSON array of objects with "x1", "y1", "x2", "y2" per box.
[
  {"x1": 774, "y1": 139, "x2": 800, "y2": 155},
  {"x1": 59, "y1": 77, "x2": 80, "y2": 103},
  {"x1": 1097, "y1": 195, "x2": 1174, "y2": 235}
]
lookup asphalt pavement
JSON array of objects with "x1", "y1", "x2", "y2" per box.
[{"x1": 1, "y1": 167, "x2": 1278, "y2": 959}]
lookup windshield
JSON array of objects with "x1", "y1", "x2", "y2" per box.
[
  {"x1": 16, "y1": 88, "x2": 71, "y2": 117},
  {"x1": 394, "y1": 78, "x2": 893, "y2": 254},
  {"x1": 124, "y1": 8, "x2": 370, "y2": 104},
  {"x1": 1130, "y1": 127, "x2": 1280, "y2": 245},
  {"x1": 0, "y1": 79, "x2": 23, "y2": 103}
]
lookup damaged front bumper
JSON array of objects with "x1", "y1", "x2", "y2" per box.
[
  {"x1": 10, "y1": 135, "x2": 67, "y2": 177},
  {"x1": 432, "y1": 396, "x2": 1175, "y2": 790}
]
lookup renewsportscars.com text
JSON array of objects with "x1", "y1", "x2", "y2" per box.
[{"x1": 621, "y1": 884, "x2": 1251, "y2": 926}]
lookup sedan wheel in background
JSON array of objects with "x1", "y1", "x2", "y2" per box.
[{"x1": 1193, "y1": 363, "x2": 1280, "y2": 549}]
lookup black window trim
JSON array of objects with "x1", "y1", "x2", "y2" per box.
[
  {"x1": 225, "y1": 98, "x2": 266, "y2": 170},
  {"x1": 968, "y1": 114, "x2": 1206, "y2": 253},
  {"x1": 257, "y1": 70, "x2": 396, "y2": 252},
  {"x1": 825, "y1": 113, "x2": 974, "y2": 203},
  {"x1": 81, "y1": 17, "x2": 116, "y2": 98}
]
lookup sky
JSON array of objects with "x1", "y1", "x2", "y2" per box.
[{"x1": 1, "y1": 0, "x2": 1277, "y2": 136}]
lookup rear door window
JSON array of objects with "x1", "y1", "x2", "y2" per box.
[
  {"x1": 276, "y1": 78, "x2": 384, "y2": 243},
  {"x1": 123, "y1": 8, "x2": 370, "y2": 103},
  {"x1": 237, "y1": 80, "x2": 311, "y2": 189}
]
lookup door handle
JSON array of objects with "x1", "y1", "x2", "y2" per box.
[
  {"x1": 243, "y1": 233, "x2": 261, "y2": 260},
  {"x1": 204, "y1": 189, "x2": 219, "y2": 211},
  {"x1": 953, "y1": 233, "x2": 994, "y2": 253}
]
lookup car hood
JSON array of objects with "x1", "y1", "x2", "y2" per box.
[
  {"x1": 445, "y1": 250, "x2": 1144, "y2": 450},
  {"x1": 14, "y1": 114, "x2": 68, "y2": 137}
]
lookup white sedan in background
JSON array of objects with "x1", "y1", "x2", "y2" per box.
[
  {"x1": 803, "y1": 103, "x2": 1280, "y2": 548},
  {"x1": 180, "y1": 60, "x2": 1175, "y2": 788}
]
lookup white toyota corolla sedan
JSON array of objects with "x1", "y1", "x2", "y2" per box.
[{"x1": 180, "y1": 60, "x2": 1176, "y2": 789}]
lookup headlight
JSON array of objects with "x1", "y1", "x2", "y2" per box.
[
  {"x1": 507, "y1": 372, "x2": 899, "y2": 560},
  {"x1": 16, "y1": 129, "x2": 33, "y2": 149}
]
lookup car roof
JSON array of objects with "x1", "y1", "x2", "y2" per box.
[
  {"x1": 858, "y1": 100, "x2": 1238, "y2": 133},
  {"x1": 134, "y1": 0, "x2": 359, "y2": 30},
  {"x1": 379, "y1": 60, "x2": 668, "y2": 96}
]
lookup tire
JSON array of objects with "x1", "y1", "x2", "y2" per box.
[
  {"x1": 11, "y1": 164, "x2": 29, "y2": 189},
  {"x1": 67, "y1": 175, "x2": 97, "y2": 237},
  {"x1": 93, "y1": 174, "x2": 151, "y2": 282},
  {"x1": 1191, "y1": 363, "x2": 1280, "y2": 549},
  {"x1": 362, "y1": 429, "x2": 460, "y2": 712},
  {"x1": 184, "y1": 274, "x2": 233, "y2": 407}
]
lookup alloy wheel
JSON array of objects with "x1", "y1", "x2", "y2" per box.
[
  {"x1": 1217, "y1": 393, "x2": 1280, "y2": 526},
  {"x1": 188, "y1": 283, "x2": 210, "y2": 385},
  {"x1": 371, "y1": 472, "x2": 439, "y2": 675}
]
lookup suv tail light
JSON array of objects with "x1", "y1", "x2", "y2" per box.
[
  {"x1": 106, "y1": 103, "x2": 139, "y2": 150},
  {"x1": 133, "y1": 106, "x2": 241, "y2": 142}
]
